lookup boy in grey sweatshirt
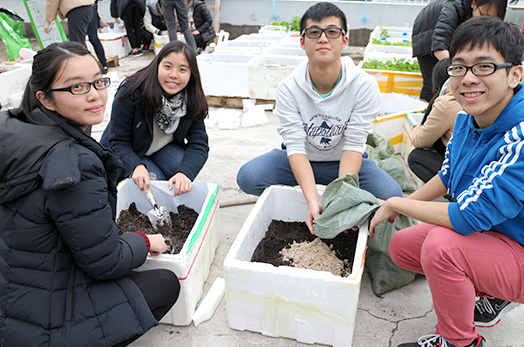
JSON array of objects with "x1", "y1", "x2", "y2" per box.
[{"x1": 237, "y1": 2, "x2": 402, "y2": 234}]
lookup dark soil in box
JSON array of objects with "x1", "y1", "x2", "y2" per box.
[
  {"x1": 117, "y1": 203, "x2": 199, "y2": 254},
  {"x1": 251, "y1": 220, "x2": 359, "y2": 277}
]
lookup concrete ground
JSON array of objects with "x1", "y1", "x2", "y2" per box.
[{"x1": 2, "y1": 46, "x2": 523, "y2": 347}]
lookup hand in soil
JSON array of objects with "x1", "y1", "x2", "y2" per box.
[
  {"x1": 117, "y1": 203, "x2": 199, "y2": 254},
  {"x1": 306, "y1": 200, "x2": 323, "y2": 235},
  {"x1": 147, "y1": 234, "x2": 169, "y2": 255}
]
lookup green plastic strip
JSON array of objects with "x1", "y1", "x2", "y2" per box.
[
  {"x1": 186, "y1": 184, "x2": 219, "y2": 255},
  {"x1": 24, "y1": 0, "x2": 67, "y2": 49}
]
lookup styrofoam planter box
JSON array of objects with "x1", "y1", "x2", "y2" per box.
[
  {"x1": 224, "y1": 186, "x2": 367, "y2": 347},
  {"x1": 197, "y1": 53, "x2": 256, "y2": 97},
  {"x1": 248, "y1": 54, "x2": 306, "y2": 100},
  {"x1": 372, "y1": 93, "x2": 427, "y2": 152},
  {"x1": 0, "y1": 62, "x2": 32, "y2": 106},
  {"x1": 86, "y1": 32, "x2": 131, "y2": 58},
  {"x1": 363, "y1": 69, "x2": 423, "y2": 96},
  {"x1": 116, "y1": 180, "x2": 220, "y2": 326}
]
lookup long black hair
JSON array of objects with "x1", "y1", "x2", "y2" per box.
[
  {"x1": 117, "y1": 40, "x2": 208, "y2": 121},
  {"x1": 8, "y1": 41, "x2": 101, "y2": 123}
]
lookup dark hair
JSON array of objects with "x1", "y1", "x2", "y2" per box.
[
  {"x1": 422, "y1": 58, "x2": 451, "y2": 125},
  {"x1": 432, "y1": 58, "x2": 451, "y2": 95},
  {"x1": 449, "y1": 16, "x2": 524, "y2": 66},
  {"x1": 299, "y1": 2, "x2": 347, "y2": 34},
  {"x1": 117, "y1": 40, "x2": 208, "y2": 121},
  {"x1": 8, "y1": 41, "x2": 101, "y2": 122},
  {"x1": 473, "y1": 0, "x2": 515, "y2": 20}
]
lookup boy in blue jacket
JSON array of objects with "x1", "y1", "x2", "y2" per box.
[{"x1": 370, "y1": 16, "x2": 524, "y2": 347}]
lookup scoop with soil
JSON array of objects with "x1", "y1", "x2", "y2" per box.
[
  {"x1": 251, "y1": 220, "x2": 359, "y2": 277},
  {"x1": 117, "y1": 202, "x2": 199, "y2": 254}
]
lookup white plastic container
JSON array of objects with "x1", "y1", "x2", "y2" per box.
[
  {"x1": 248, "y1": 54, "x2": 306, "y2": 100},
  {"x1": 153, "y1": 33, "x2": 169, "y2": 55},
  {"x1": 86, "y1": 32, "x2": 131, "y2": 58},
  {"x1": 372, "y1": 93, "x2": 427, "y2": 153},
  {"x1": 224, "y1": 186, "x2": 368, "y2": 347},
  {"x1": 197, "y1": 53, "x2": 256, "y2": 97},
  {"x1": 116, "y1": 180, "x2": 220, "y2": 326},
  {"x1": 0, "y1": 62, "x2": 32, "y2": 106}
]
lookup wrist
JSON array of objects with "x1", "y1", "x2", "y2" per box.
[{"x1": 136, "y1": 232, "x2": 151, "y2": 251}]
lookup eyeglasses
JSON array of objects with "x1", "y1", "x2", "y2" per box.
[
  {"x1": 447, "y1": 62, "x2": 513, "y2": 77},
  {"x1": 49, "y1": 77, "x2": 111, "y2": 95},
  {"x1": 302, "y1": 27, "x2": 345, "y2": 39}
]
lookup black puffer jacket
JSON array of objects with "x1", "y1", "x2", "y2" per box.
[
  {"x1": 0, "y1": 108, "x2": 156, "y2": 346},
  {"x1": 192, "y1": 0, "x2": 216, "y2": 44},
  {"x1": 111, "y1": 0, "x2": 146, "y2": 18},
  {"x1": 412, "y1": 0, "x2": 472, "y2": 57}
]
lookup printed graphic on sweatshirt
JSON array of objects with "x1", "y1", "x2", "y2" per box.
[{"x1": 303, "y1": 114, "x2": 348, "y2": 152}]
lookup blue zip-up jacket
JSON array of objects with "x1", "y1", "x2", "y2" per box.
[{"x1": 439, "y1": 84, "x2": 524, "y2": 245}]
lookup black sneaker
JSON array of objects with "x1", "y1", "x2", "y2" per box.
[
  {"x1": 398, "y1": 334, "x2": 484, "y2": 347},
  {"x1": 474, "y1": 296, "x2": 519, "y2": 327}
]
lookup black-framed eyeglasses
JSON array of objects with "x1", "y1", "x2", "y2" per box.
[
  {"x1": 446, "y1": 62, "x2": 513, "y2": 77},
  {"x1": 302, "y1": 27, "x2": 345, "y2": 39},
  {"x1": 49, "y1": 77, "x2": 111, "y2": 95}
]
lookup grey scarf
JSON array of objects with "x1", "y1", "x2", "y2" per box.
[{"x1": 155, "y1": 92, "x2": 186, "y2": 134}]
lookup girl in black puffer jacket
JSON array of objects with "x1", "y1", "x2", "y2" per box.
[{"x1": 0, "y1": 41, "x2": 179, "y2": 347}]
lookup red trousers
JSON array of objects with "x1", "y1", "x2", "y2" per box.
[{"x1": 389, "y1": 223, "x2": 524, "y2": 346}]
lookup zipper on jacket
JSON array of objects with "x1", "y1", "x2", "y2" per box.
[{"x1": 473, "y1": 129, "x2": 477, "y2": 140}]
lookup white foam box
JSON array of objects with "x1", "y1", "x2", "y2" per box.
[
  {"x1": 116, "y1": 180, "x2": 220, "y2": 326},
  {"x1": 372, "y1": 93, "x2": 427, "y2": 153},
  {"x1": 248, "y1": 54, "x2": 306, "y2": 100},
  {"x1": 86, "y1": 32, "x2": 131, "y2": 58},
  {"x1": 0, "y1": 62, "x2": 32, "y2": 106},
  {"x1": 197, "y1": 52, "x2": 256, "y2": 98},
  {"x1": 400, "y1": 112, "x2": 425, "y2": 188},
  {"x1": 153, "y1": 33, "x2": 169, "y2": 55},
  {"x1": 224, "y1": 185, "x2": 368, "y2": 347}
]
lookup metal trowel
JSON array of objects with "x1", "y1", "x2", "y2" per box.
[{"x1": 145, "y1": 189, "x2": 172, "y2": 230}]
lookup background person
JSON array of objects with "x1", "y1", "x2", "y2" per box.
[
  {"x1": 111, "y1": 0, "x2": 149, "y2": 54},
  {"x1": 370, "y1": 17, "x2": 524, "y2": 347},
  {"x1": 87, "y1": 0, "x2": 109, "y2": 73},
  {"x1": 144, "y1": 0, "x2": 168, "y2": 36},
  {"x1": 236, "y1": 2, "x2": 403, "y2": 234},
  {"x1": 0, "y1": 41, "x2": 179, "y2": 346},
  {"x1": 188, "y1": 0, "x2": 216, "y2": 51},
  {"x1": 101, "y1": 40, "x2": 209, "y2": 196},
  {"x1": 160, "y1": 0, "x2": 198, "y2": 53},
  {"x1": 44, "y1": 0, "x2": 94, "y2": 46},
  {"x1": 411, "y1": 0, "x2": 512, "y2": 101},
  {"x1": 408, "y1": 58, "x2": 461, "y2": 184}
]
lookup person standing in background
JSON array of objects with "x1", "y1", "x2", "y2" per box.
[
  {"x1": 411, "y1": 0, "x2": 511, "y2": 102},
  {"x1": 160, "y1": 0, "x2": 198, "y2": 53},
  {"x1": 44, "y1": 0, "x2": 94, "y2": 46},
  {"x1": 111, "y1": 0, "x2": 148, "y2": 55},
  {"x1": 187, "y1": 0, "x2": 216, "y2": 51},
  {"x1": 87, "y1": 0, "x2": 109, "y2": 73}
]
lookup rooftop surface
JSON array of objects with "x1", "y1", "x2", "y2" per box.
[{"x1": 2, "y1": 46, "x2": 523, "y2": 347}]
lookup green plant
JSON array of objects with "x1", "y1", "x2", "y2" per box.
[
  {"x1": 271, "y1": 16, "x2": 301, "y2": 32},
  {"x1": 379, "y1": 27, "x2": 390, "y2": 38},
  {"x1": 362, "y1": 58, "x2": 420, "y2": 72},
  {"x1": 371, "y1": 38, "x2": 412, "y2": 46}
]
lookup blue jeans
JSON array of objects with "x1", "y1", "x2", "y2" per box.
[
  {"x1": 137, "y1": 143, "x2": 186, "y2": 180},
  {"x1": 236, "y1": 149, "x2": 403, "y2": 199},
  {"x1": 160, "y1": 0, "x2": 197, "y2": 53}
]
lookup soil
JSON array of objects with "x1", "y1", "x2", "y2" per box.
[
  {"x1": 251, "y1": 220, "x2": 359, "y2": 277},
  {"x1": 116, "y1": 203, "x2": 199, "y2": 254}
]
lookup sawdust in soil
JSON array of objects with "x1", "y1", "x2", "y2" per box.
[
  {"x1": 251, "y1": 220, "x2": 358, "y2": 277},
  {"x1": 116, "y1": 202, "x2": 199, "y2": 254}
]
